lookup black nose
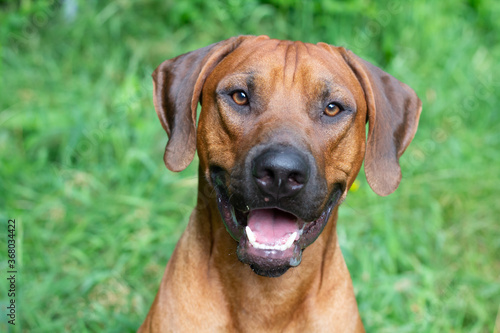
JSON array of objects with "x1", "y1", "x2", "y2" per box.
[{"x1": 252, "y1": 148, "x2": 310, "y2": 200}]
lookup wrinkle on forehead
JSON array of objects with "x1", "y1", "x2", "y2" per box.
[
  {"x1": 232, "y1": 40, "x2": 351, "y2": 87},
  {"x1": 253, "y1": 40, "x2": 311, "y2": 88},
  {"x1": 283, "y1": 42, "x2": 300, "y2": 85}
]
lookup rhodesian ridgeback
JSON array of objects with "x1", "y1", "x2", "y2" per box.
[{"x1": 139, "y1": 35, "x2": 421, "y2": 332}]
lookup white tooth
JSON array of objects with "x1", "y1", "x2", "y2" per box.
[
  {"x1": 284, "y1": 232, "x2": 297, "y2": 250},
  {"x1": 246, "y1": 226, "x2": 257, "y2": 246}
]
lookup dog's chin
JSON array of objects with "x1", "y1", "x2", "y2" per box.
[
  {"x1": 213, "y1": 184, "x2": 337, "y2": 278},
  {"x1": 250, "y1": 264, "x2": 291, "y2": 278}
]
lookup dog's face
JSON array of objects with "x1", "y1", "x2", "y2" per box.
[
  {"x1": 153, "y1": 36, "x2": 421, "y2": 277},
  {"x1": 198, "y1": 41, "x2": 367, "y2": 276}
]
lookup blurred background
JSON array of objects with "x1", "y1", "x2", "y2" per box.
[{"x1": 1, "y1": 0, "x2": 499, "y2": 332}]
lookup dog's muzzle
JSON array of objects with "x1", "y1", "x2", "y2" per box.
[{"x1": 211, "y1": 147, "x2": 341, "y2": 278}]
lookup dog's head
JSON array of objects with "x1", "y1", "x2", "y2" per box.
[{"x1": 153, "y1": 35, "x2": 421, "y2": 277}]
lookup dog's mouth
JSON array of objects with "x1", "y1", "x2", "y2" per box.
[{"x1": 213, "y1": 182, "x2": 337, "y2": 278}]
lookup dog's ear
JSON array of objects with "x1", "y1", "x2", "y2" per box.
[
  {"x1": 339, "y1": 48, "x2": 422, "y2": 196},
  {"x1": 153, "y1": 35, "x2": 263, "y2": 171}
]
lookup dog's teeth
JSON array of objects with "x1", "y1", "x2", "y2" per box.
[
  {"x1": 284, "y1": 232, "x2": 297, "y2": 249},
  {"x1": 246, "y1": 226, "x2": 257, "y2": 246},
  {"x1": 246, "y1": 227, "x2": 297, "y2": 251}
]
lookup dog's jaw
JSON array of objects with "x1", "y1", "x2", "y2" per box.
[{"x1": 212, "y1": 176, "x2": 339, "y2": 277}]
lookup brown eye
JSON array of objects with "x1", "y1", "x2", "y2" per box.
[
  {"x1": 324, "y1": 103, "x2": 341, "y2": 117},
  {"x1": 232, "y1": 91, "x2": 249, "y2": 105}
]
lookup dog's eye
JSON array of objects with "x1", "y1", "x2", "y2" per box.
[
  {"x1": 324, "y1": 103, "x2": 342, "y2": 117},
  {"x1": 231, "y1": 91, "x2": 249, "y2": 106}
]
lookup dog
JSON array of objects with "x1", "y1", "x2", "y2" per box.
[{"x1": 138, "y1": 35, "x2": 421, "y2": 332}]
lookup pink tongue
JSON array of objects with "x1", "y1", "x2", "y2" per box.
[{"x1": 247, "y1": 209, "x2": 298, "y2": 244}]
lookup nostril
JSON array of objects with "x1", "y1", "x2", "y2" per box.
[
  {"x1": 287, "y1": 172, "x2": 305, "y2": 187},
  {"x1": 255, "y1": 168, "x2": 275, "y2": 185}
]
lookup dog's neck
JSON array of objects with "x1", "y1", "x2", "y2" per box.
[{"x1": 192, "y1": 174, "x2": 352, "y2": 329}]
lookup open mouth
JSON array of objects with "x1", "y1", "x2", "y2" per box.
[{"x1": 213, "y1": 183, "x2": 337, "y2": 278}]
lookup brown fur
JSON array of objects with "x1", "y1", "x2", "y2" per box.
[{"x1": 139, "y1": 35, "x2": 421, "y2": 332}]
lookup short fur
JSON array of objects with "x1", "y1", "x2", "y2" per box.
[{"x1": 139, "y1": 35, "x2": 421, "y2": 332}]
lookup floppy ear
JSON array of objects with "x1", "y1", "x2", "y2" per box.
[
  {"x1": 339, "y1": 49, "x2": 422, "y2": 196},
  {"x1": 152, "y1": 35, "x2": 262, "y2": 171}
]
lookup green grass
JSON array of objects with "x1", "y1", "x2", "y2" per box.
[{"x1": 1, "y1": 0, "x2": 499, "y2": 332}]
